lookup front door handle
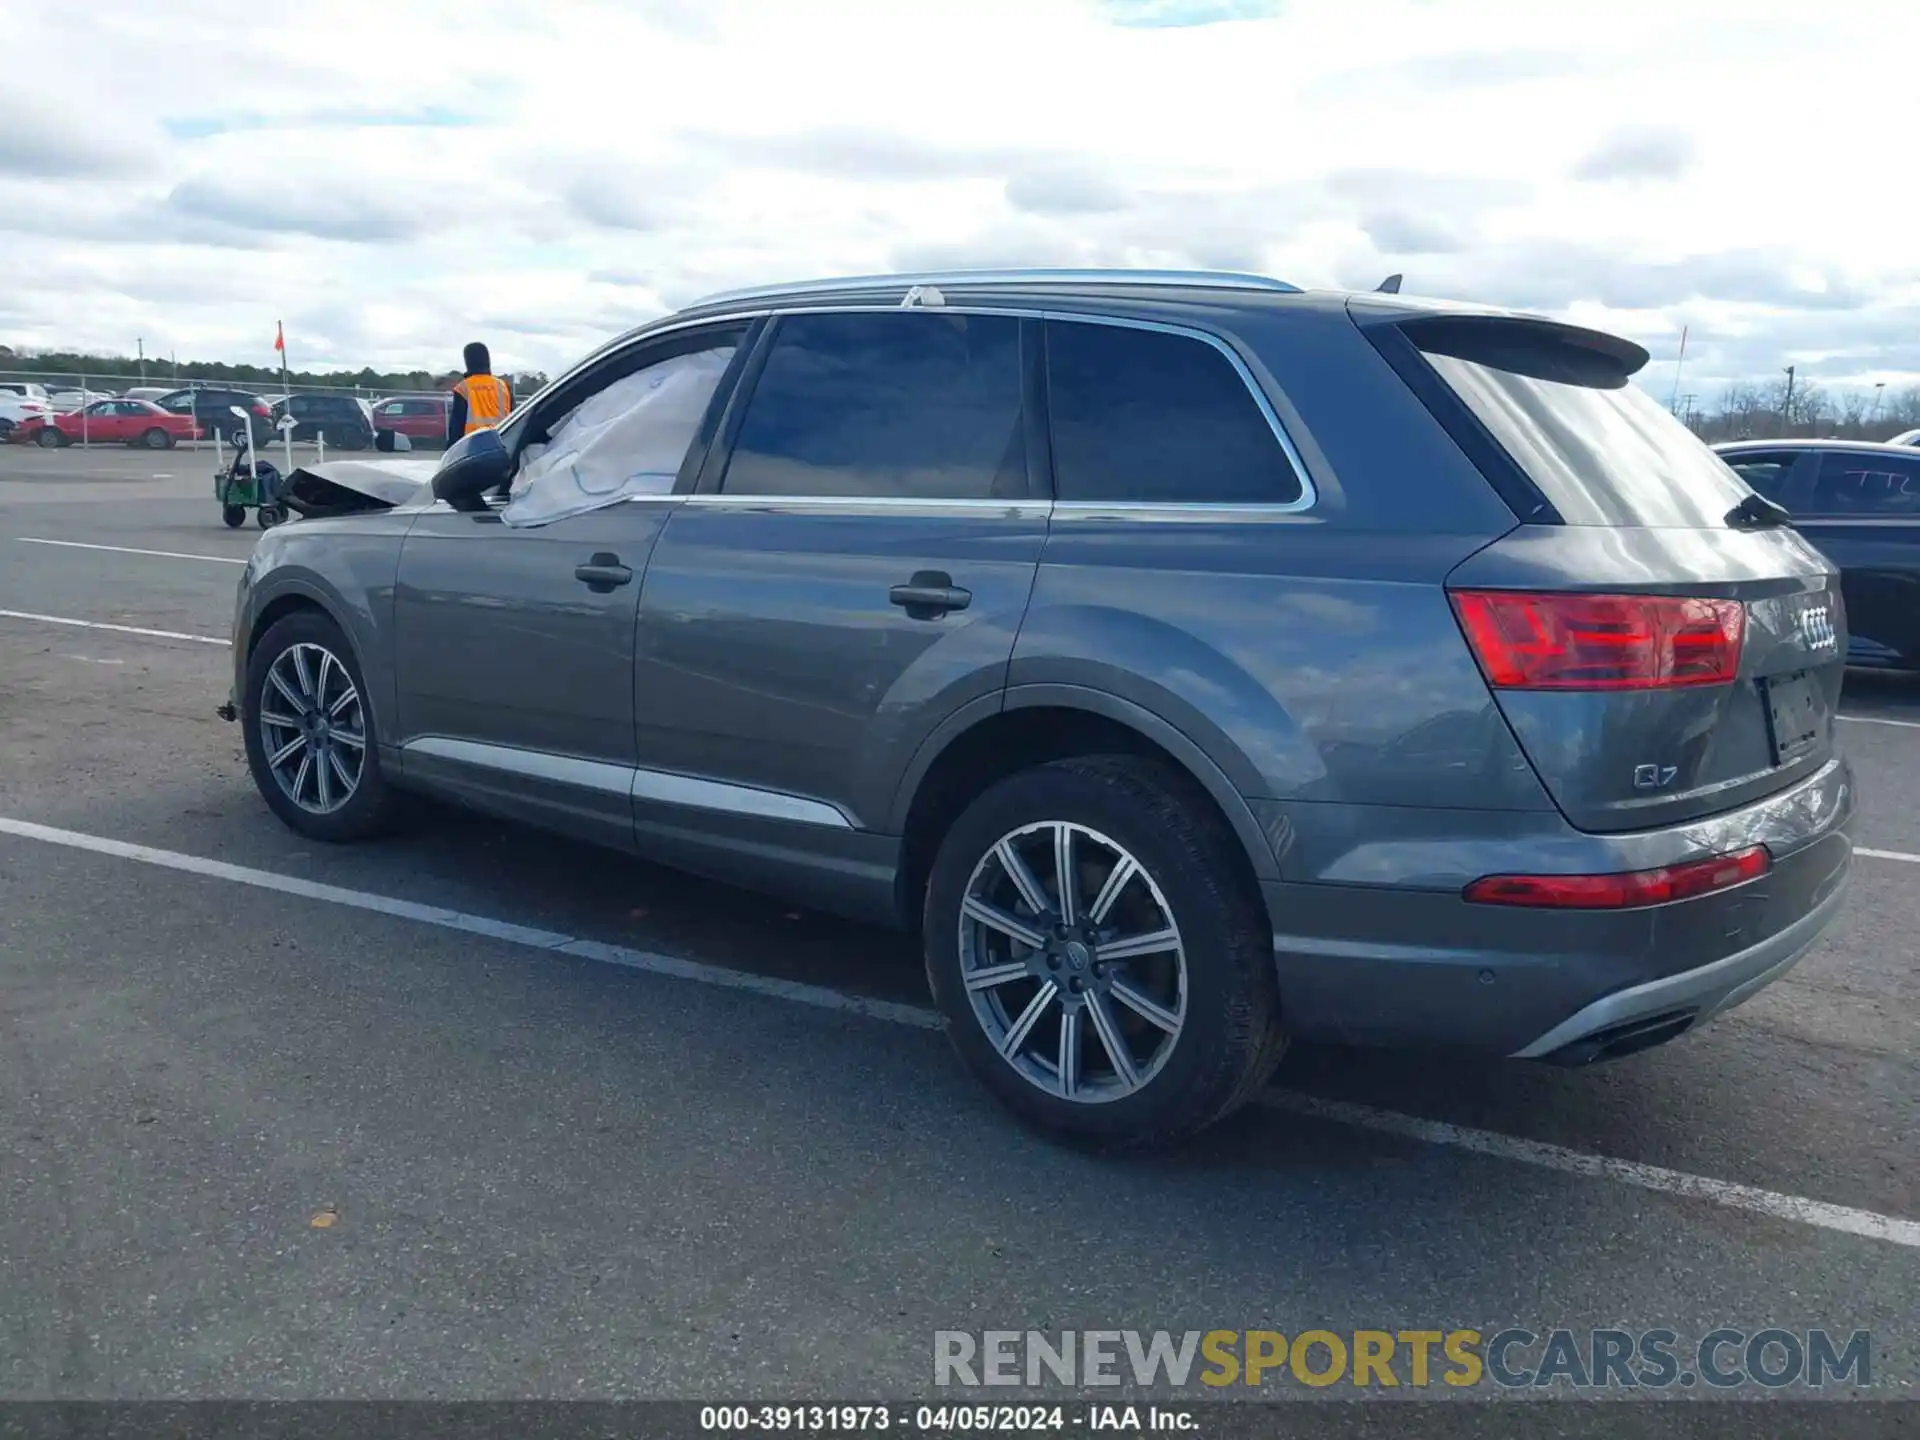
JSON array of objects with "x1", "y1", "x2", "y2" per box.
[
  {"x1": 889, "y1": 571, "x2": 972, "y2": 619},
  {"x1": 575, "y1": 553, "x2": 633, "y2": 592}
]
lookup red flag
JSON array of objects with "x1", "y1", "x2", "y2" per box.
[{"x1": 274, "y1": 321, "x2": 285, "y2": 353}]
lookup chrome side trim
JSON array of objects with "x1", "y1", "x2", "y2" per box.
[
  {"x1": 630, "y1": 768, "x2": 854, "y2": 829},
  {"x1": 681, "y1": 304, "x2": 1316, "y2": 514},
  {"x1": 692, "y1": 268, "x2": 1302, "y2": 308},
  {"x1": 400, "y1": 737, "x2": 855, "y2": 829},
  {"x1": 404, "y1": 736, "x2": 631, "y2": 794},
  {"x1": 676, "y1": 494, "x2": 1051, "y2": 518}
]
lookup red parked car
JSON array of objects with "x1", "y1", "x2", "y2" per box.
[
  {"x1": 371, "y1": 395, "x2": 452, "y2": 448},
  {"x1": 21, "y1": 398, "x2": 201, "y2": 449}
]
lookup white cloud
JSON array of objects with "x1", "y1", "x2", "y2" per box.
[{"x1": 0, "y1": 0, "x2": 1914, "y2": 395}]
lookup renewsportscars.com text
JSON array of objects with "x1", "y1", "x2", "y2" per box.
[{"x1": 933, "y1": 1328, "x2": 1872, "y2": 1391}]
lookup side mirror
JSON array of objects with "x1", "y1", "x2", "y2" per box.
[
  {"x1": 374, "y1": 429, "x2": 413, "y2": 453},
  {"x1": 432, "y1": 427, "x2": 511, "y2": 511}
]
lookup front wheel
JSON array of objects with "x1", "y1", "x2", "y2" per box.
[
  {"x1": 256, "y1": 504, "x2": 286, "y2": 529},
  {"x1": 221, "y1": 505, "x2": 246, "y2": 528},
  {"x1": 35, "y1": 427, "x2": 65, "y2": 448},
  {"x1": 241, "y1": 610, "x2": 403, "y2": 842},
  {"x1": 923, "y1": 755, "x2": 1287, "y2": 1151},
  {"x1": 143, "y1": 428, "x2": 173, "y2": 450}
]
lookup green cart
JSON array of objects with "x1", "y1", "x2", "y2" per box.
[{"x1": 214, "y1": 442, "x2": 288, "y2": 529}]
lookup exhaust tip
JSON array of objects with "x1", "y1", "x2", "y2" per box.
[{"x1": 1539, "y1": 1009, "x2": 1698, "y2": 1066}]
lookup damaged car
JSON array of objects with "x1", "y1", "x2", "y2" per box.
[{"x1": 223, "y1": 270, "x2": 1855, "y2": 1150}]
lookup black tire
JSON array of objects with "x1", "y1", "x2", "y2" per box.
[
  {"x1": 221, "y1": 505, "x2": 246, "y2": 528},
  {"x1": 335, "y1": 430, "x2": 368, "y2": 452},
  {"x1": 257, "y1": 504, "x2": 289, "y2": 529},
  {"x1": 224, "y1": 424, "x2": 248, "y2": 447},
  {"x1": 241, "y1": 610, "x2": 403, "y2": 843},
  {"x1": 0, "y1": 418, "x2": 13, "y2": 440},
  {"x1": 143, "y1": 427, "x2": 173, "y2": 450},
  {"x1": 923, "y1": 755, "x2": 1287, "y2": 1152},
  {"x1": 35, "y1": 427, "x2": 65, "y2": 448}
]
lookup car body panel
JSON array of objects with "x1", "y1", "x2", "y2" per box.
[
  {"x1": 223, "y1": 273, "x2": 1857, "y2": 1067},
  {"x1": 388, "y1": 498, "x2": 679, "y2": 852}
]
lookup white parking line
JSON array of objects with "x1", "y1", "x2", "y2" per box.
[
  {"x1": 1838, "y1": 714, "x2": 1920, "y2": 731},
  {"x1": 1858, "y1": 847, "x2": 1920, "y2": 865},
  {"x1": 0, "y1": 812, "x2": 1915, "y2": 1248},
  {"x1": 1260, "y1": 1092, "x2": 1920, "y2": 1248},
  {"x1": 0, "y1": 609, "x2": 229, "y2": 646},
  {"x1": 16, "y1": 537, "x2": 247, "y2": 566}
]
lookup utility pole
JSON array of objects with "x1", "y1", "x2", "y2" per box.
[
  {"x1": 1669, "y1": 325, "x2": 1689, "y2": 413},
  {"x1": 1781, "y1": 365, "x2": 1795, "y2": 435},
  {"x1": 1871, "y1": 382, "x2": 1886, "y2": 424},
  {"x1": 137, "y1": 337, "x2": 146, "y2": 387}
]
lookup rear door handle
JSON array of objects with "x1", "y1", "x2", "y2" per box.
[
  {"x1": 575, "y1": 553, "x2": 634, "y2": 592},
  {"x1": 889, "y1": 571, "x2": 972, "y2": 619}
]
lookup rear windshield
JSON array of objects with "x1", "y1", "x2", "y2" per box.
[{"x1": 1413, "y1": 322, "x2": 1752, "y2": 528}]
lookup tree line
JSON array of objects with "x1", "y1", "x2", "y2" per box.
[
  {"x1": 0, "y1": 347, "x2": 549, "y2": 396},
  {"x1": 1682, "y1": 377, "x2": 1920, "y2": 444}
]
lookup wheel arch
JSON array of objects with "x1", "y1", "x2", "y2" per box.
[
  {"x1": 890, "y1": 684, "x2": 1281, "y2": 930},
  {"x1": 243, "y1": 575, "x2": 397, "y2": 751}
]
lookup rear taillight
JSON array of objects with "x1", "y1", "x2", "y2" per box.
[
  {"x1": 1464, "y1": 845, "x2": 1769, "y2": 909},
  {"x1": 1450, "y1": 590, "x2": 1744, "y2": 690}
]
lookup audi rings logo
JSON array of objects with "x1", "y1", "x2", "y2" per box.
[{"x1": 1797, "y1": 605, "x2": 1837, "y2": 652}]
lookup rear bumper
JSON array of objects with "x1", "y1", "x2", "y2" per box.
[
  {"x1": 1508, "y1": 865, "x2": 1847, "y2": 1061},
  {"x1": 1260, "y1": 756, "x2": 1855, "y2": 1058}
]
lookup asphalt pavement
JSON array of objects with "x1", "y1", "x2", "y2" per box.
[{"x1": 1, "y1": 445, "x2": 1915, "y2": 1404}]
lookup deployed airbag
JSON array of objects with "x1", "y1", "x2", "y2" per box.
[{"x1": 502, "y1": 347, "x2": 735, "y2": 528}]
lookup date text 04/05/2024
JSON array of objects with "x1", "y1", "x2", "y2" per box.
[{"x1": 698, "y1": 1404, "x2": 1193, "y2": 1432}]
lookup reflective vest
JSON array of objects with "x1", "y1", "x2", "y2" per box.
[{"x1": 455, "y1": 373, "x2": 511, "y2": 433}]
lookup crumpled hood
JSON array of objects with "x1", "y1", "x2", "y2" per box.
[{"x1": 282, "y1": 457, "x2": 441, "y2": 515}]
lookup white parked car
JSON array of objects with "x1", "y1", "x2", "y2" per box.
[
  {"x1": 1887, "y1": 427, "x2": 1920, "y2": 447},
  {"x1": 0, "y1": 392, "x2": 54, "y2": 438}
]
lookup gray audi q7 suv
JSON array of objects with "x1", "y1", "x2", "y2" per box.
[{"x1": 224, "y1": 269, "x2": 1855, "y2": 1150}]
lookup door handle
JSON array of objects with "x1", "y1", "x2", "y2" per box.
[
  {"x1": 575, "y1": 553, "x2": 634, "y2": 592},
  {"x1": 889, "y1": 571, "x2": 972, "y2": 619}
]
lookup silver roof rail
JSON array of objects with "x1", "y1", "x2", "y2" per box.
[{"x1": 690, "y1": 268, "x2": 1302, "y2": 309}]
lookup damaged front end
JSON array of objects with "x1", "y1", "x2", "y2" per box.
[{"x1": 279, "y1": 458, "x2": 442, "y2": 518}]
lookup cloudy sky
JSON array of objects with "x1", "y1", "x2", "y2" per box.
[{"x1": 3, "y1": 0, "x2": 1913, "y2": 399}]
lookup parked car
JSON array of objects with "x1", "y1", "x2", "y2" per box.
[
  {"x1": 371, "y1": 394, "x2": 452, "y2": 448},
  {"x1": 120, "y1": 386, "x2": 176, "y2": 403},
  {"x1": 0, "y1": 391, "x2": 54, "y2": 439},
  {"x1": 224, "y1": 269, "x2": 1855, "y2": 1149},
  {"x1": 1716, "y1": 438, "x2": 1920, "y2": 670},
  {"x1": 0, "y1": 381, "x2": 51, "y2": 401},
  {"x1": 46, "y1": 388, "x2": 116, "y2": 412},
  {"x1": 155, "y1": 387, "x2": 274, "y2": 445},
  {"x1": 23, "y1": 398, "x2": 200, "y2": 449},
  {"x1": 1886, "y1": 427, "x2": 1920, "y2": 447},
  {"x1": 271, "y1": 393, "x2": 376, "y2": 449}
]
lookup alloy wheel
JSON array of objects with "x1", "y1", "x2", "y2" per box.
[
  {"x1": 957, "y1": 821, "x2": 1187, "y2": 1104},
  {"x1": 258, "y1": 642, "x2": 366, "y2": 815}
]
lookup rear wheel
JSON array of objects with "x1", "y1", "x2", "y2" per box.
[
  {"x1": 336, "y1": 430, "x2": 368, "y2": 452},
  {"x1": 35, "y1": 427, "x2": 64, "y2": 448},
  {"x1": 143, "y1": 428, "x2": 173, "y2": 449},
  {"x1": 257, "y1": 504, "x2": 286, "y2": 529},
  {"x1": 241, "y1": 611, "x2": 402, "y2": 842},
  {"x1": 221, "y1": 505, "x2": 246, "y2": 528},
  {"x1": 923, "y1": 755, "x2": 1286, "y2": 1151}
]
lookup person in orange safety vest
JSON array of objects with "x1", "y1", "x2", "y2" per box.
[{"x1": 447, "y1": 341, "x2": 512, "y2": 445}]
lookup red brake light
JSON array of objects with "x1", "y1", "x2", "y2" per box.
[
  {"x1": 1450, "y1": 590, "x2": 1744, "y2": 690},
  {"x1": 1464, "y1": 846, "x2": 1769, "y2": 909}
]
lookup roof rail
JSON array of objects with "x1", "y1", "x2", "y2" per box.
[{"x1": 690, "y1": 267, "x2": 1302, "y2": 309}]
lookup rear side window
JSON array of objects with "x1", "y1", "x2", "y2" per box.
[
  {"x1": 1807, "y1": 452, "x2": 1920, "y2": 516},
  {"x1": 1044, "y1": 320, "x2": 1302, "y2": 505},
  {"x1": 722, "y1": 312, "x2": 1025, "y2": 501},
  {"x1": 1410, "y1": 318, "x2": 1752, "y2": 528},
  {"x1": 1721, "y1": 452, "x2": 1800, "y2": 501}
]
